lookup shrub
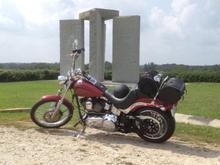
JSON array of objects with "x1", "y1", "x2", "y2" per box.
[
  {"x1": 104, "y1": 71, "x2": 112, "y2": 80},
  {"x1": 0, "y1": 70, "x2": 59, "y2": 82},
  {"x1": 165, "y1": 71, "x2": 220, "y2": 83}
]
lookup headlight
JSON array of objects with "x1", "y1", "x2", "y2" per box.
[
  {"x1": 58, "y1": 75, "x2": 67, "y2": 81},
  {"x1": 58, "y1": 75, "x2": 67, "y2": 86}
]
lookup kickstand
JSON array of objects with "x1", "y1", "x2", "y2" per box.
[{"x1": 73, "y1": 120, "x2": 86, "y2": 138}]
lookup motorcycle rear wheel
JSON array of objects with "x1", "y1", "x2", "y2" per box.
[
  {"x1": 133, "y1": 108, "x2": 175, "y2": 143},
  {"x1": 30, "y1": 100, "x2": 73, "y2": 128}
]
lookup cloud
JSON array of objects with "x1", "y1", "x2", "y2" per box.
[
  {"x1": 143, "y1": 0, "x2": 220, "y2": 65},
  {"x1": 171, "y1": 0, "x2": 192, "y2": 13},
  {"x1": 0, "y1": 31, "x2": 59, "y2": 63},
  {"x1": 0, "y1": 0, "x2": 75, "y2": 36},
  {"x1": 0, "y1": 15, "x2": 16, "y2": 28},
  {"x1": 0, "y1": 0, "x2": 25, "y2": 32},
  {"x1": 0, "y1": 0, "x2": 220, "y2": 65},
  {"x1": 14, "y1": 0, "x2": 74, "y2": 26}
]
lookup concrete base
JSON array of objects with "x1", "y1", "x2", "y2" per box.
[{"x1": 175, "y1": 113, "x2": 220, "y2": 129}]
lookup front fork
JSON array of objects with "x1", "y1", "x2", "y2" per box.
[
  {"x1": 51, "y1": 81, "x2": 72, "y2": 119},
  {"x1": 50, "y1": 80, "x2": 87, "y2": 136}
]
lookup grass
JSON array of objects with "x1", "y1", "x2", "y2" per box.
[
  {"x1": 0, "y1": 111, "x2": 30, "y2": 123},
  {"x1": 178, "y1": 83, "x2": 220, "y2": 119},
  {"x1": 0, "y1": 81, "x2": 220, "y2": 120},
  {"x1": 0, "y1": 80, "x2": 58, "y2": 109},
  {"x1": 175, "y1": 123, "x2": 220, "y2": 145}
]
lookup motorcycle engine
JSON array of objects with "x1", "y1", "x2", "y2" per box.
[
  {"x1": 85, "y1": 114, "x2": 117, "y2": 132},
  {"x1": 80, "y1": 98, "x2": 107, "y2": 112},
  {"x1": 80, "y1": 98, "x2": 117, "y2": 132}
]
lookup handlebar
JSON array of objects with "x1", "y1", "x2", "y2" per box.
[
  {"x1": 72, "y1": 48, "x2": 85, "y2": 54},
  {"x1": 69, "y1": 48, "x2": 85, "y2": 71}
]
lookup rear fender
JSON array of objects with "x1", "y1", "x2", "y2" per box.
[
  {"x1": 120, "y1": 102, "x2": 161, "y2": 114},
  {"x1": 41, "y1": 95, "x2": 73, "y2": 110},
  {"x1": 129, "y1": 98, "x2": 173, "y2": 112},
  {"x1": 129, "y1": 102, "x2": 162, "y2": 112}
]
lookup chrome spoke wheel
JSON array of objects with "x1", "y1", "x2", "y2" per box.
[
  {"x1": 30, "y1": 100, "x2": 73, "y2": 128},
  {"x1": 43, "y1": 110, "x2": 62, "y2": 123},
  {"x1": 136, "y1": 110, "x2": 167, "y2": 139},
  {"x1": 134, "y1": 108, "x2": 175, "y2": 143}
]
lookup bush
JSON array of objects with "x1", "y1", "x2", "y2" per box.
[
  {"x1": 166, "y1": 71, "x2": 220, "y2": 83},
  {"x1": 104, "y1": 71, "x2": 112, "y2": 80},
  {"x1": 0, "y1": 70, "x2": 59, "y2": 82},
  {"x1": 1, "y1": 69, "x2": 220, "y2": 83},
  {"x1": 140, "y1": 70, "x2": 220, "y2": 83}
]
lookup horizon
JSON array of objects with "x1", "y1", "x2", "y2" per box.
[{"x1": 1, "y1": 61, "x2": 220, "y2": 67}]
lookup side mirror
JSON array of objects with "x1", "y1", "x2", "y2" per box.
[
  {"x1": 58, "y1": 75, "x2": 67, "y2": 81},
  {"x1": 72, "y1": 39, "x2": 78, "y2": 49}
]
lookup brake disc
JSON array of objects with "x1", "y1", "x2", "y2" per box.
[{"x1": 43, "y1": 111, "x2": 62, "y2": 123}]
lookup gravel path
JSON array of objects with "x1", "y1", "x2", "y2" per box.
[{"x1": 0, "y1": 126, "x2": 220, "y2": 165}]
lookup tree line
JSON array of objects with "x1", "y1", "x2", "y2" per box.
[
  {"x1": 0, "y1": 62, "x2": 220, "y2": 82},
  {"x1": 141, "y1": 62, "x2": 220, "y2": 82},
  {"x1": 0, "y1": 63, "x2": 59, "y2": 71},
  {"x1": 0, "y1": 70, "x2": 59, "y2": 82}
]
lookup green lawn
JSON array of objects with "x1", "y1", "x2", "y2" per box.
[
  {"x1": 175, "y1": 123, "x2": 220, "y2": 145},
  {"x1": 178, "y1": 83, "x2": 220, "y2": 119},
  {"x1": 0, "y1": 111, "x2": 30, "y2": 123},
  {"x1": 0, "y1": 81, "x2": 220, "y2": 120},
  {"x1": 0, "y1": 80, "x2": 58, "y2": 109}
]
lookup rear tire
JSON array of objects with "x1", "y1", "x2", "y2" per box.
[
  {"x1": 133, "y1": 108, "x2": 175, "y2": 143},
  {"x1": 30, "y1": 100, "x2": 73, "y2": 128}
]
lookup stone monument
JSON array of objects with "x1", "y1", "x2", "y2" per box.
[
  {"x1": 60, "y1": 8, "x2": 140, "y2": 83},
  {"x1": 112, "y1": 16, "x2": 140, "y2": 83},
  {"x1": 79, "y1": 9, "x2": 119, "y2": 82},
  {"x1": 60, "y1": 19, "x2": 84, "y2": 75}
]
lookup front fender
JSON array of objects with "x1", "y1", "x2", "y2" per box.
[{"x1": 41, "y1": 95, "x2": 73, "y2": 110}]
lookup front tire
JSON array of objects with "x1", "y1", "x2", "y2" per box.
[
  {"x1": 30, "y1": 100, "x2": 73, "y2": 128},
  {"x1": 133, "y1": 108, "x2": 175, "y2": 143}
]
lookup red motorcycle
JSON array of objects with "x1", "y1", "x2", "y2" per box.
[{"x1": 30, "y1": 48, "x2": 185, "y2": 143}]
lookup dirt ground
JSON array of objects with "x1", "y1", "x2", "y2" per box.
[{"x1": 0, "y1": 126, "x2": 220, "y2": 165}]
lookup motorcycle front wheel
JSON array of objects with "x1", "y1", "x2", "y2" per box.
[
  {"x1": 133, "y1": 108, "x2": 175, "y2": 143},
  {"x1": 30, "y1": 100, "x2": 73, "y2": 128}
]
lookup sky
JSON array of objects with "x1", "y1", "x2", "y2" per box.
[{"x1": 0, "y1": 0, "x2": 220, "y2": 65}]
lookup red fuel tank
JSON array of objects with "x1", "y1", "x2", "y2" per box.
[{"x1": 73, "y1": 79, "x2": 103, "y2": 97}]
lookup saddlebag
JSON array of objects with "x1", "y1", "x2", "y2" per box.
[
  {"x1": 138, "y1": 71, "x2": 159, "y2": 98},
  {"x1": 158, "y1": 78, "x2": 185, "y2": 104}
]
